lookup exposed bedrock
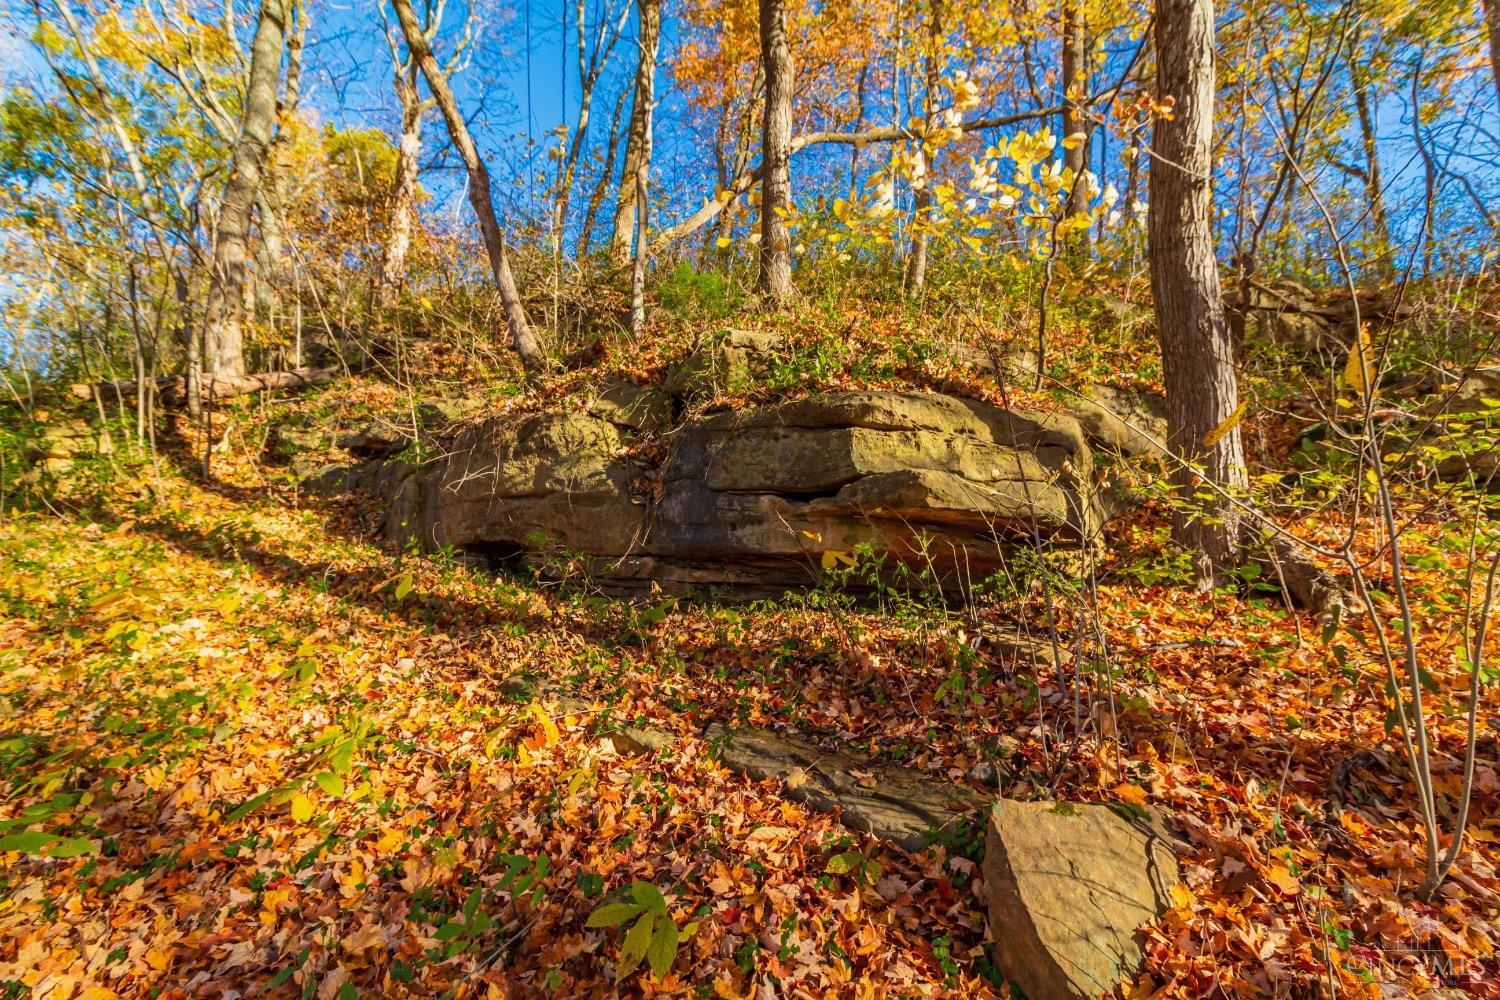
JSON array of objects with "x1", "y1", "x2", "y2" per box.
[{"x1": 327, "y1": 390, "x2": 1102, "y2": 592}]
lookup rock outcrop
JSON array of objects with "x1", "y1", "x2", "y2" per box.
[
  {"x1": 984, "y1": 798, "x2": 1181, "y2": 1000},
  {"x1": 327, "y1": 389, "x2": 1101, "y2": 593},
  {"x1": 1225, "y1": 279, "x2": 1414, "y2": 356},
  {"x1": 1070, "y1": 383, "x2": 1167, "y2": 458}
]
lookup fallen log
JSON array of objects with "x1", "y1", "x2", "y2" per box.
[{"x1": 70, "y1": 367, "x2": 340, "y2": 406}]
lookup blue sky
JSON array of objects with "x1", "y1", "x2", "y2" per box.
[{"x1": 1, "y1": 0, "x2": 1497, "y2": 263}]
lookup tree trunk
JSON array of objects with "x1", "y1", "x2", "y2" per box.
[
  {"x1": 555, "y1": 0, "x2": 630, "y2": 245},
  {"x1": 1060, "y1": 1, "x2": 1090, "y2": 242},
  {"x1": 201, "y1": 0, "x2": 291, "y2": 378},
  {"x1": 608, "y1": 0, "x2": 662, "y2": 265},
  {"x1": 390, "y1": 0, "x2": 546, "y2": 369},
  {"x1": 1149, "y1": 0, "x2": 1246, "y2": 588},
  {"x1": 375, "y1": 64, "x2": 423, "y2": 308},
  {"x1": 1486, "y1": 0, "x2": 1500, "y2": 104},
  {"x1": 1348, "y1": 46, "x2": 1391, "y2": 261},
  {"x1": 176, "y1": 266, "x2": 201, "y2": 419},
  {"x1": 905, "y1": 0, "x2": 942, "y2": 297},
  {"x1": 581, "y1": 88, "x2": 629, "y2": 256},
  {"x1": 757, "y1": 0, "x2": 795, "y2": 304},
  {"x1": 628, "y1": 0, "x2": 658, "y2": 338}
]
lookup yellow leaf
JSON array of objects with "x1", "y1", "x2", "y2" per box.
[
  {"x1": 1202, "y1": 400, "x2": 1249, "y2": 448},
  {"x1": 715, "y1": 237, "x2": 732, "y2": 248},
  {"x1": 1265, "y1": 864, "x2": 1301, "y2": 895},
  {"x1": 1061, "y1": 131, "x2": 1088, "y2": 150},
  {"x1": 375, "y1": 827, "x2": 405, "y2": 853},
  {"x1": 1113, "y1": 782, "x2": 1149, "y2": 806},
  {"x1": 1343, "y1": 323, "x2": 1377, "y2": 397},
  {"x1": 290, "y1": 792, "x2": 315, "y2": 823},
  {"x1": 820, "y1": 550, "x2": 857, "y2": 571},
  {"x1": 527, "y1": 704, "x2": 559, "y2": 748},
  {"x1": 1169, "y1": 882, "x2": 1194, "y2": 909}
]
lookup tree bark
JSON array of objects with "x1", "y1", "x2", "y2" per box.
[
  {"x1": 1486, "y1": 0, "x2": 1500, "y2": 104},
  {"x1": 390, "y1": 0, "x2": 546, "y2": 369},
  {"x1": 1060, "y1": 1, "x2": 1091, "y2": 242},
  {"x1": 175, "y1": 267, "x2": 201, "y2": 419},
  {"x1": 757, "y1": 0, "x2": 795, "y2": 304},
  {"x1": 555, "y1": 0, "x2": 631, "y2": 245},
  {"x1": 375, "y1": 63, "x2": 424, "y2": 308},
  {"x1": 608, "y1": 0, "x2": 662, "y2": 264},
  {"x1": 905, "y1": 0, "x2": 942, "y2": 297},
  {"x1": 1149, "y1": 0, "x2": 1246, "y2": 588},
  {"x1": 628, "y1": 0, "x2": 657, "y2": 338},
  {"x1": 1348, "y1": 42, "x2": 1391, "y2": 262},
  {"x1": 201, "y1": 0, "x2": 291, "y2": 378},
  {"x1": 580, "y1": 88, "x2": 629, "y2": 256}
]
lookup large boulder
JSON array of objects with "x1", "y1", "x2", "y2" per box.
[
  {"x1": 588, "y1": 381, "x2": 672, "y2": 434},
  {"x1": 328, "y1": 390, "x2": 1102, "y2": 592},
  {"x1": 664, "y1": 329, "x2": 788, "y2": 397},
  {"x1": 338, "y1": 417, "x2": 416, "y2": 458},
  {"x1": 33, "y1": 420, "x2": 112, "y2": 475},
  {"x1": 643, "y1": 392, "x2": 1097, "y2": 589},
  {"x1": 984, "y1": 799, "x2": 1181, "y2": 1000},
  {"x1": 1069, "y1": 384, "x2": 1167, "y2": 457},
  {"x1": 1226, "y1": 280, "x2": 1344, "y2": 353},
  {"x1": 1420, "y1": 368, "x2": 1500, "y2": 416},
  {"x1": 411, "y1": 410, "x2": 648, "y2": 559}
]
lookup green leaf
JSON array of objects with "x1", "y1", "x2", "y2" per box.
[
  {"x1": 329, "y1": 741, "x2": 355, "y2": 776},
  {"x1": 45, "y1": 835, "x2": 96, "y2": 858},
  {"x1": 646, "y1": 916, "x2": 680, "y2": 979},
  {"x1": 433, "y1": 920, "x2": 467, "y2": 942},
  {"x1": 617, "y1": 913, "x2": 654, "y2": 980},
  {"x1": 337, "y1": 984, "x2": 357, "y2": 1000},
  {"x1": 314, "y1": 772, "x2": 345, "y2": 797},
  {"x1": 463, "y1": 888, "x2": 482, "y2": 920},
  {"x1": 266, "y1": 947, "x2": 310, "y2": 989},
  {"x1": 587, "y1": 902, "x2": 644, "y2": 928},
  {"x1": 394, "y1": 572, "x2": 414, "y2": 601},
  {"x1": 825, "y1": 851, "x2": 864, "y2": 875},
  {"x1": 630, "y1": 880, "x2": 667, "y2": 915},
  {"x1": 0, "y1": 830, "x2": 56, "y2": 854}
]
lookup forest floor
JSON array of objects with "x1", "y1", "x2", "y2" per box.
[
  {"x1": 1, "y1": 279, "x2": 1498, "y2": 998},
  {"x1": 1, "y1": 435, "x2": 1496, "y2": 999}
]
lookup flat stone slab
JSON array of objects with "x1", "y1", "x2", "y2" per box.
[
  {"x1": 984, "y1": 798, "x2": 1181, "y2": 1000},
  {"x1": 704, "y1": 724, "x2": 986, "y2": 852}
]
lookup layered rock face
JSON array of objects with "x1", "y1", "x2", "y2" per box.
[{"x1": 334, "y1": 390, "x2": 1100, "y2": 593}]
